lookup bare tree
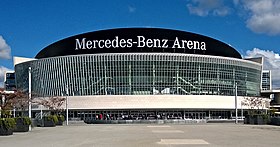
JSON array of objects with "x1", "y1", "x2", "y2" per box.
[
  {"x1": 242, "y1": 96, "x2": 270, "y2": 115},
  {"x1": 36, "y1": 96, "x2": 66, "y2": 114},
  {"x1": 0, "y1": 89, "x2": 31, "y2": 117},
  {"x1": 9, "y1": 90, "x2": 29, "y2": 111}
]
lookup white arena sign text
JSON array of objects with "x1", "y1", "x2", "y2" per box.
[{"x1": 75, "y1": 36, "x2": 206, "y2": 50}]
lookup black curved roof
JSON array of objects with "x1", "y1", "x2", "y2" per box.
[{"x1": 35, "y1": 28, "x2": 241, "y2": 59}]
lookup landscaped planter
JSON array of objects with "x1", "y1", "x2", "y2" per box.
[
  {"x1": 37, "y1": 115, "x2": 59, "y2": 127},
  {"x1": 244, "y1": 117, "x2": 249, "y2": 124},
  {"x1": 56, "y1": 120, "x2": 63, "y2": 126},
  {"x1": 270, "y1": 117, "x2": 280, "y2": 126},
  {"x1": 0, "y1": 126, "x2": 13, "y2": 135},
  {"x1": 0, "y1": 118, "x2": 16, "y2": 136},
  {"x1": 248, "y1": 117, "x2": 255, "y2": 124},
  {"x1": 244, "y1": 115, "x2": 270, "y2": 125},
  {"x1": 56, "y1": 115, "x2": 65, "y2": 126},
  {"x1": 42, "y1": 119, "x2": 56, "y2": 127},
  {"x1": 254, "y1": 117, "x2": 264, "y2": 125},
  {"x1": 14, "y1": 117, "x2": 31, "y2": 132},
  {"x1": 14, "y1": 124, "x2": 29, "y2": 132}
]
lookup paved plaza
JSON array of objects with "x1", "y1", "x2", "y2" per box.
[{"x1": 0, "y1": 123, "x2": 280, "y2": 147}]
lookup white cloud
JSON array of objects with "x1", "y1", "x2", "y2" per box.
[
  {"x1": 187, "y1": 0, "x2": 230, "y2": 16},
  {"x1": 241, "y1": 0, "x2": 280, "y2": 35},
  {"x1": 245, "y1": 48, "x2": 280, "y2": 88},
  {"x1": 0, "y1": 36, "x2": 11, "y2": 59},
  {"x1": 186, "y1": 0, "x2": 280, "y2": 35},
  {"x1": 0, "y1": 66, "x2": 12, "y2": 88}
]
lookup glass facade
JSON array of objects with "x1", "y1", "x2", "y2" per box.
[
  {"x1": 68, "y1": 109, "x2": 245, "y2": 120},
  {"x1": 262, "y1": 70, "x2": 271, "y2": 90},
  {"x1": 4, "y1": 72, "x2": 16, "y2": 91},
  {"x1": 15, "y1": 53, "x2": 262, "y2": 97}
]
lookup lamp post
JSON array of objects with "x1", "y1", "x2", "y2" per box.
[
  {"x1": 66, "y1": 84, "x2": 69, "y2": 126},
  {"x1": 13, "y1": 106, "x2": 15, "y2": 117},
  {"x1": 28, "y1": 67, "x2": 32, "y2": 131},
  {"x1": 1, "y1": 94, "x2": 5, "y2": 117},
  {"x1": 241, "y1": 102, "x2": 243, "y2": 121},
  {"x1": 235, "y1": 82, "x2": 238, "y2": 124},
  {"x1": 40, "y1": 104, "x2": 43, "y2": 119},
  {"x1": 40, "y1": 79, "x2": 43, "y2": 119}
]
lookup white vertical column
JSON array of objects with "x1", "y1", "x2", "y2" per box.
[
  {"x1": 13, "y1": 106, "x2": 15, "y2": 117},
  {"x1": 66, "y1": 84, "x2": 69, "y2": 125},
  {"x1": 129, "y1": 63, "x2": 132, "y2": 94},
  {"x1": 217, "y1": 66, "x2": 220, "y2": 95},
  {"x1": 28, "y1": 67, "x2": 32, "y2": 131},
  {"x1": 241, "y1": 103, "x2": 243, "y2": 120},
  {"x1": 235, "y1": 82, "x2": 238, "y2": 124},
  {"x1": 198, "y1": 64, "x2": 201, "y2": 95},
  {"x1": 153, "y1": 63, "x2": 155, "y2": 95},
  {"x1": 40, "y1": 105, "x2": 43, "y2": 119},
  {"x1": 176, "y1": 65, "x2": 179, "y2": 94},
  {"x1": 105, "y1": 65, "x2": 107, "y2": 95}
]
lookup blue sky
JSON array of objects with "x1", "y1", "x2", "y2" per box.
[{"x1": 0, "y1": 0, "x2": 280, "y2": 88}]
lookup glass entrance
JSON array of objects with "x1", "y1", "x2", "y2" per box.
[{"x1": 184, "y1": 112, "x2": 206, "y2": 119}]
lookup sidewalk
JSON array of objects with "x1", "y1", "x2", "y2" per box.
[{"x1": 0, "y1": 123, "x2": 279, "y2": 147}]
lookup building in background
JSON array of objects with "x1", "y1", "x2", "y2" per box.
[
  {"x1": 260, "y1": 70, "x2": 280, "y2": 109},
  {"x1": 13, "y1": 28, "x2": 268, "y2": 120},
  {"x1": 4, "y1": 71, "x2": 16, "y2": 93},
  {"x1": 262, "y1": 70, "x2": 272, "y2": 91}
]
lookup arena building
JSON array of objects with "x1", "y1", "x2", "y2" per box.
[{"x1": 14, "y1": 28, "x2": 267, "y2": 120}]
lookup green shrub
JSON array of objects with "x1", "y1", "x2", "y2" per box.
[
  {"x1": 57, "y1": 115, "x2": 65, "y2": 121},
  {"x1": 52, "y1": 115, "x2": 58, "y2": 124},
  {"x1": 15, "y1": 117, "x2": 32, "y2": 125},
  {"x1": 0, "y1": 118, "x2": 16, "y2": 130},
  {"x1": 43, "y1": 115, "x2": 58, "y2": 124},
  {"x1": 0, "y1": 110, "x2": 12, "y2": 118},
  {"x1": 44, "y1": 115, "x2": 52, "y2": 121}
]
